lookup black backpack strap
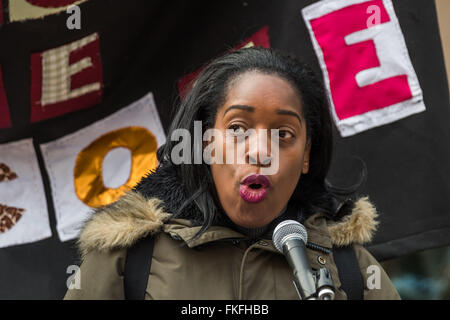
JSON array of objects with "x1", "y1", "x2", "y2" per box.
[
  {"x1": 124, "y1": 234, "x2": 155, "y2": 300},
  {"x1": 333, "y1": 245, "x2": 364, "y2": 300}
]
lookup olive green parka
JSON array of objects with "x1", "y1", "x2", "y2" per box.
[{"x1": 64, "y1": 164, "x2": 400, "y2": 300}]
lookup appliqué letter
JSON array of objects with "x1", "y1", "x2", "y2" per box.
[{"x1": 302, "y1": 0, "x2": 425, "y2": 136}]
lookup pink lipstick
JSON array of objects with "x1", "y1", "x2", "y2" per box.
[{"x1": 239, "y1": 174, "x2": 271, "y2": 203}]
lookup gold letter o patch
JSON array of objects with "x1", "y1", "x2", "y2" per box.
[{"x1": 74, "y1": 126, "x2": 158, "y2": 208}]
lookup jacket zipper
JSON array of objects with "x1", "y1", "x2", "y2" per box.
[{"x1": 306, "y1": 242, "x2": 331, "y2": 254}]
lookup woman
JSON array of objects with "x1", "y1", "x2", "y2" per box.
[{"x1": 64, "y1": 47, "x2": 400, "y2": 300}]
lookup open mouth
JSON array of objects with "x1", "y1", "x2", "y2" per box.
[
  {"x1": 239, "y1": 174, "x2": 270, "y2": 203},
  {"x1": 241, "y1": 174, "x2": 270, "y2": 188}
]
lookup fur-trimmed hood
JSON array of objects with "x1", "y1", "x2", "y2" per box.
[{"x1": 77, "y1": 164, "x2": 379, "y2": 258}]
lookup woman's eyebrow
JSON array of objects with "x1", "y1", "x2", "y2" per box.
[
  {"x1": 222, "y1": 105, "x2": 302, "y2": 126},
  {"x1": 275, "y1": 109, "x2": 302, "y2": 126},
  {"x1": 223, "y1": 105, "x2": 254, "y2": 117}
]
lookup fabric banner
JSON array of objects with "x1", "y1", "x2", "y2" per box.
[
  {"x1": 40, "y1": 92, "x2": 165, "y2": 241},
  {"x1": 0, "y1": 0, "x2": 448, "y2": 299},
  {"x1": 0, "y1": 139, "x2": 50, "y2": 248}
]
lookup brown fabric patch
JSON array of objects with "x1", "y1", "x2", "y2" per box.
[
  {"x1": 0, "y1": 204, "x2": 25, "y2": 233},
  {"x1": 0, "y1": 163, "x2": 18, "y2": 182}
]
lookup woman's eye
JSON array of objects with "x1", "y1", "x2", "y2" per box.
[
  {"x1": 228, "y1": 124, "x2": 246, "y2": 134},
  {"x1": 279, "y1": 130, "x2": 293, "y2": 139}
]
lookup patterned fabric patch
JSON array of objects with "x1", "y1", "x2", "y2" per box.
[
  {"x1": 0, "y1": 163, "x2": 22, "y2": 233},
  {"x1": 30, "y1": 33, "x2": 103, "y2": 122},
  {"x1": 177, "y1": 26, "x2": 270, "y2": 99},
  {"x1": 40, "y1": 92, "x2": 166, "y2": 241},
  {"x1": 41, "y1": 34, "x2": 100, "y2": 105},
  {"x1": 0, "y1": 163, "x2": 18, "y2": 182},
  {"x1": 302, "y1": 0, "x2": 425, "y2": 137},
  {"x1": 9, "y1": 0, "x2": 87, "y2": 22},
  {"x1": 0, "y1": 139, "x2": 50, "y2": 248},
  {"x1": 0, "y1": 204, "x2": 25, "y2": 234}
]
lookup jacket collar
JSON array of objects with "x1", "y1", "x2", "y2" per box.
[
  {"x1": 77, "y1": 163, "x2": 379, "y2": 257},
  {"x1": 163, "y1": 219, "x2": 246, "y2": 248}
]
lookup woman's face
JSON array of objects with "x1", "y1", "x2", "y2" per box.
[{"x1": 209, "y1": 71, "x2": 311, "y2": 228}]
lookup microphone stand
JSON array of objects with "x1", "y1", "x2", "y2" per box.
[
  {"x1": 283, "y1": 238, "x2": 336, "y2": 300},
  {"x1": 293, "y1": 267, "x2": 336, "y2": 300},
  {"x1": 313, "y1": 267, "x2": 336, "y2": 300}
]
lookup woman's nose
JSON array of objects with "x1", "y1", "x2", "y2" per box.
[{"x1": 247, "y1": 130, "x2": 272, "y2": 166}]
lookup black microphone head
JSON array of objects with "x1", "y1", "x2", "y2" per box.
[{"x1": 272, "y1": 220, "x2": 308, "y2": 253}]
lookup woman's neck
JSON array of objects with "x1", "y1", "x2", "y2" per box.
[{"x1": 233, "y1": 205, "x2": 288, "y2": 239}]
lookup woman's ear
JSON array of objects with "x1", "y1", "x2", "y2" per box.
[{"x1": 302, "y1": 139, "x2": 312, "y2": 174}]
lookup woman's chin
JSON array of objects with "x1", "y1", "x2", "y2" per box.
[{"x1": 224, "y1": 195, "x2": 278, "y2": 228}]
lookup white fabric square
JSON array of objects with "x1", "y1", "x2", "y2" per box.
[
  {"x1": 40, "y1": 92, "x2": 166, "y2": 241},
  {"x1": 0, "y1": 139, "x2": 51, "y2": 248}
]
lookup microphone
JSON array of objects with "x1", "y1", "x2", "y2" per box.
[{"x1": 273, "y1": 219, "x2": 329, "y2": 300}]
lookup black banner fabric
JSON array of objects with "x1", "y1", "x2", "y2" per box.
[{"x1": 0, "y1": 0, "x2": 448, "y2": 299}]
